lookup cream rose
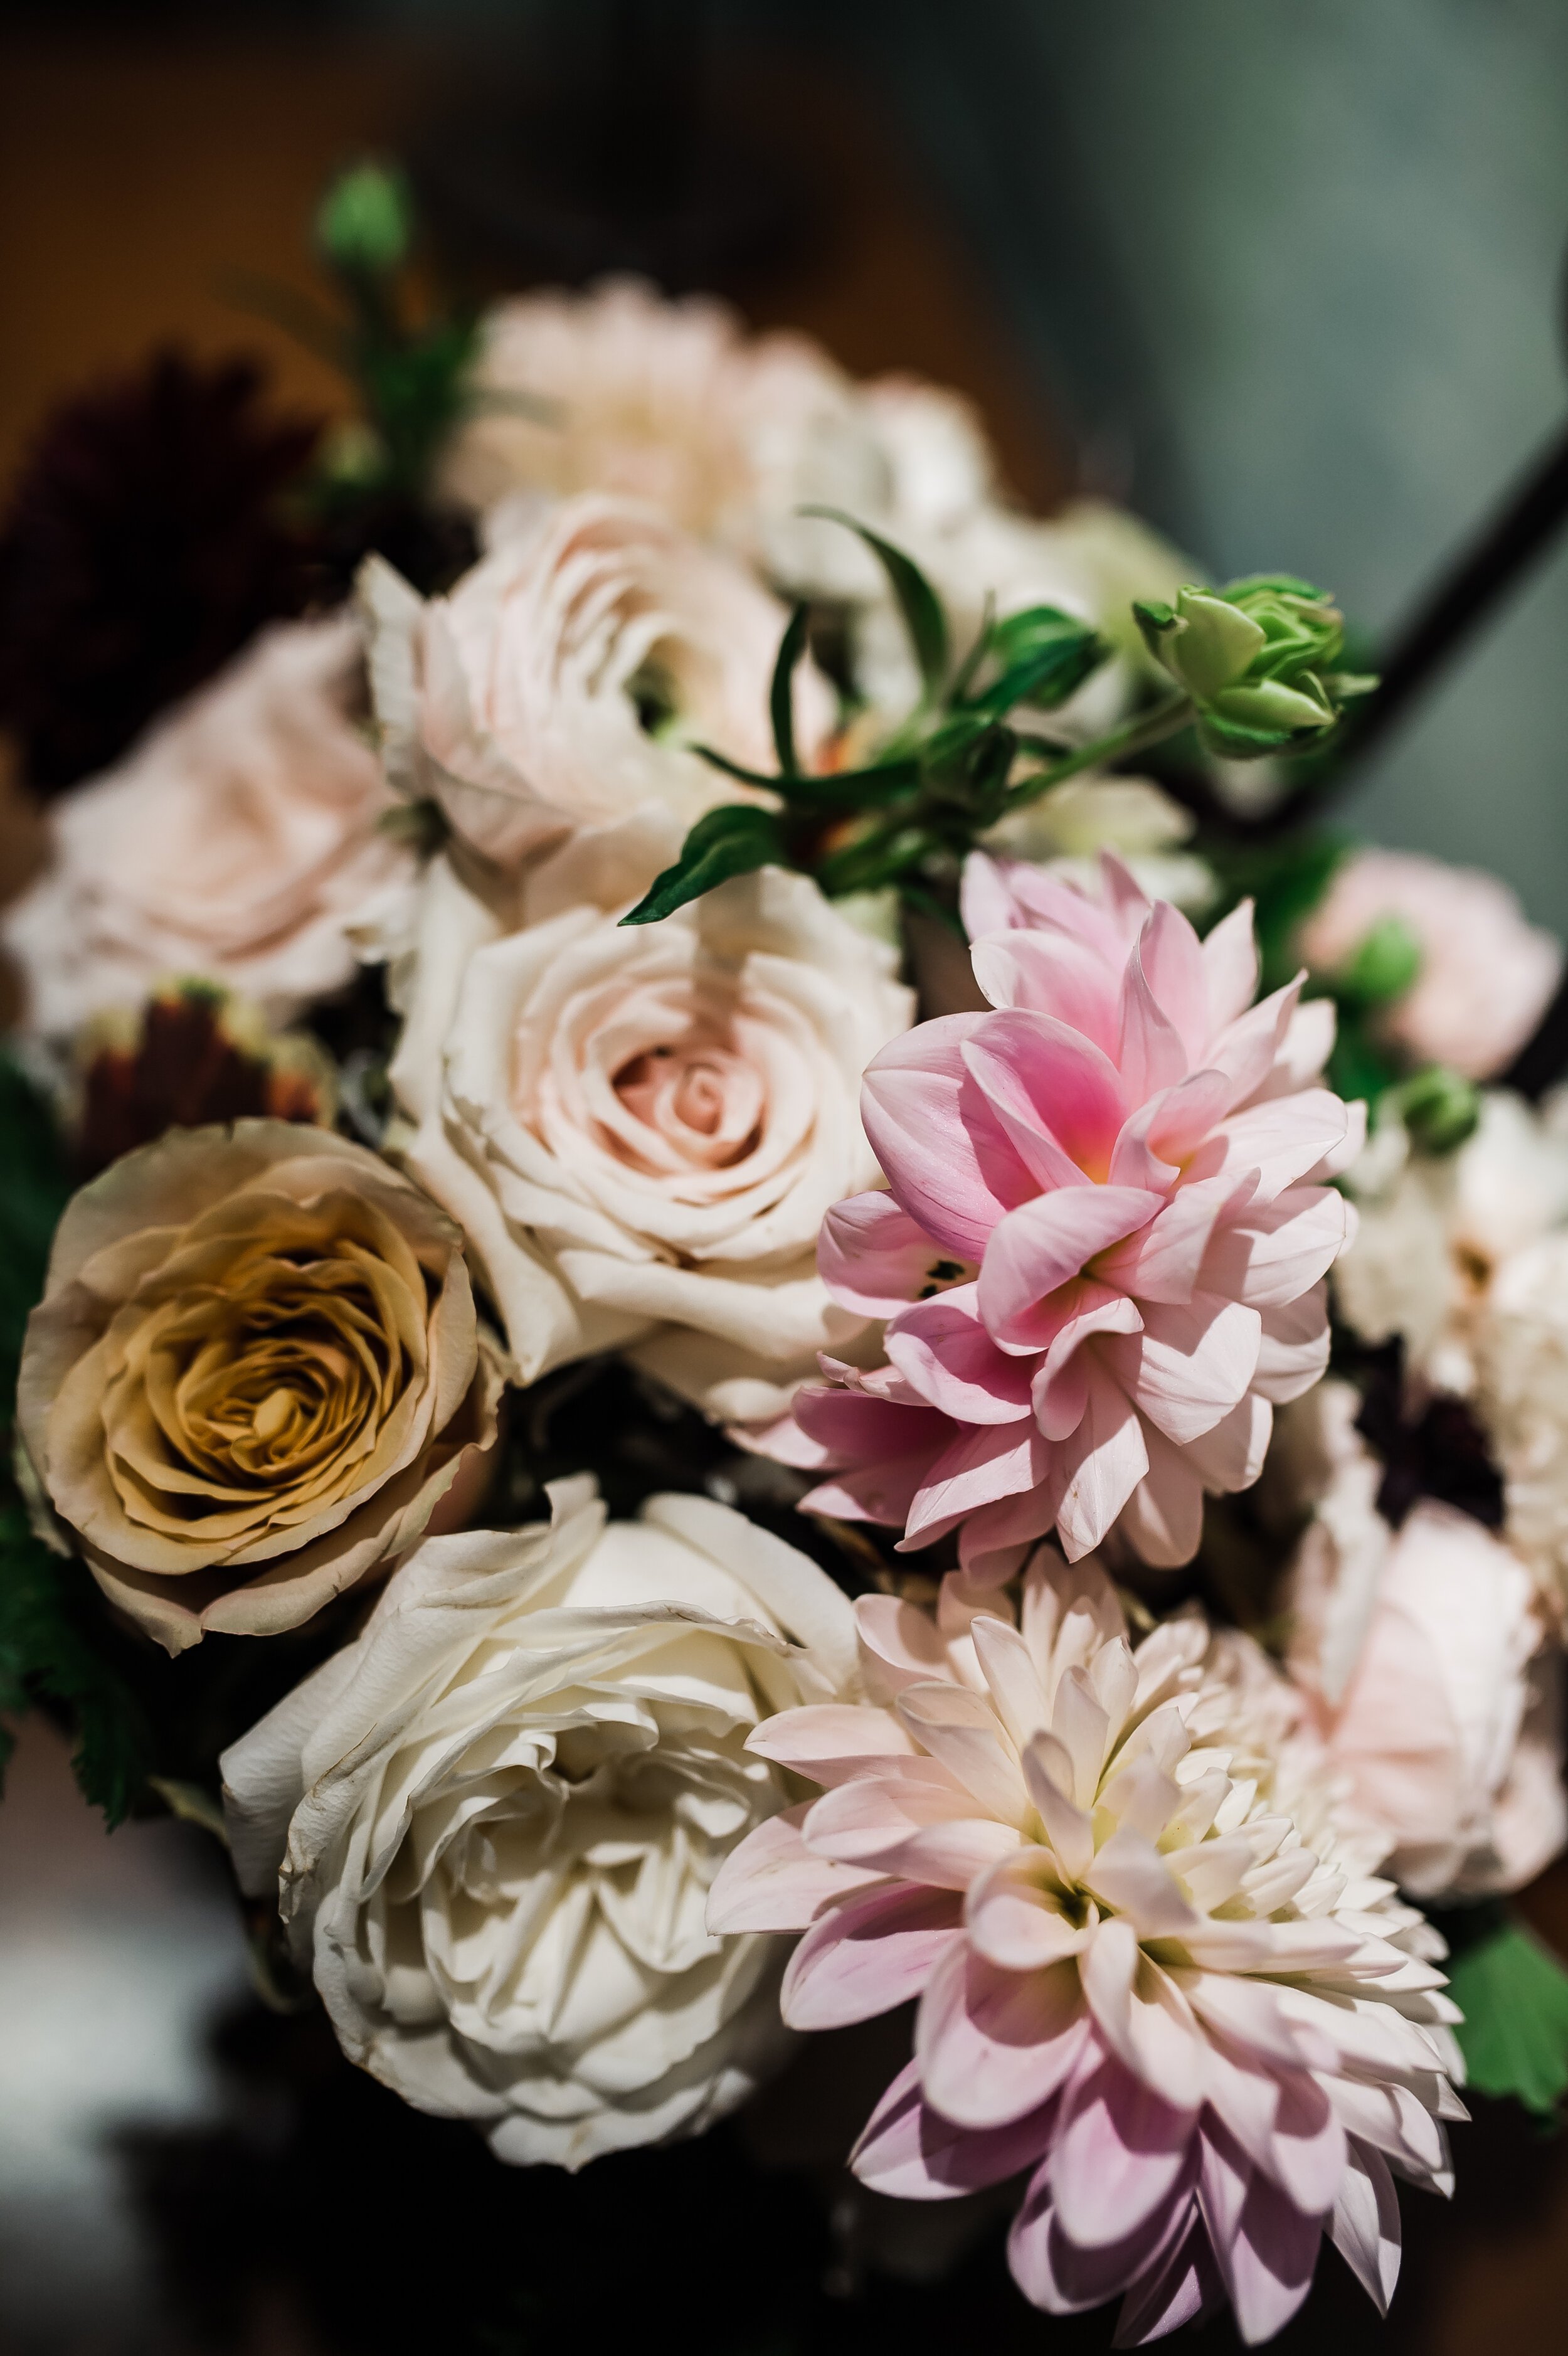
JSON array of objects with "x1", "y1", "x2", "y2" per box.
[
  {"x1": 18, "y1": 1121, "x2": 501, "y2": 1652},
  {"x1": 2, "y1": 616, "x2": 411, "y2": 1036},
  {"x1": 362, "y1": 491, "x2": 832, "y2": 874},
  {"x1": 386, "y1": 855, "x2": 913, "y2": 1423},
  {"x1": 220, "y1": 1478, "x2": 859, "y2": 2168}
]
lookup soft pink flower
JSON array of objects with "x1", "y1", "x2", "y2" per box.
[
  {"x1": 765, "y1": 854, "x2": 1360, "y2": 1574},
  {"x1": 1300, "y1": 848, "x2": 1561, "y2": 1081},
  {"x1": 709, "y1": 1549, "x2": 1461, "y2": 2347}
]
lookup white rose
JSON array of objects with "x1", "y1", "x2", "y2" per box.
[
  {"x1": 362, "y1": 491, "x2": 834, "y2": 874},
  {"x1": 3, "y1": 617, "x2": 411, "y2": 1036},
  {"x1": 220, "y1": 1478, "x2": 858, "y2": 2168},
  {"x1": 386, "y1": 855, "x2": 913, "y2": 1423}
]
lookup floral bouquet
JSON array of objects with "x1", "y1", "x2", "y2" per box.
[{"x1": 2, "y1": 164, "x2": 1566, "y2": 2349}]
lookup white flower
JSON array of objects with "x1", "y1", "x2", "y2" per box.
[
  {"x1": 3, "y1": 617, "x2": 411, "y2": 1035},
  {"x1": 220, "y1": 1478, "x2": 859, "y2": 2169},
  {"x1": 1282, "y1": 1386, "x2": 1564, "y2": 1897},
  {"x1": 1475, "y1": 1234, "x2": 1568, "y2": 1605},
  {"x1": 362, "y1": 491, "x2": 833, "y2": 873},
  {"x1": 1300, "y1": 849, "x2": 1561, "y2": 1082},
  {"x1": 386, "y1": 854, "x2": 914, "y2": 1423}
]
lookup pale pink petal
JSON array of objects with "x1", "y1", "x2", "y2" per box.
[
  {"x1": 861, "y1": 1015, "x2": 1036, "y2": 1259},
  {"x1": 1108, "y1": 1070, "x2": 1231, "y2": 1190},
  {"x1": 1138, "y1": 901, "x2": 1210, "y2": 1063},
  {"x1": 1200, "y1": 898, "x2": 1260, "y2": 1034},
  {"x1": 966, "y1": 1850, "x2": 1088, "y2": 1969},
  {"x1": 963, "y1": 1012, "x2": 1129, "y2": 1186},
  {"x1": 1050, "y1": 2049, "x2": 1199, "y2": 2247},
  {"x1": 855, "y1": 1591, "x2": 962, "y2": 1697},
  {"x1": 1086, "y1": 1827, "x2": 1200, "y2": 1939},
  {"x1": 1099, "y1": 1295, "x2": 1261, "y2": 1448},
  {"x1": 805, "y1": 1767, "x2": 1024, "y2": 1887},
  {"x1": 885, "y1": 1286, "x2": 1034, "y2": 1423},
  {"x1": 1111, "y1": 2224, "x2": 1222, "y2": 2347},
  {"x1": 780, "y1": 1881, "x2": 964, "y2": 2029},
  {"x1": 903, "y1": 1418, "x2": 1051, "y2": 1550},
  {"x1": 1032, "y1": 1291, "x2": 1146, "y2": 1441},
  {"x1": 1328, "y1": 2138, "x2": 1402, "y2": 2315},
  {"x1": 1055, "y1": 1364, "x2": 1151, "y2": 1560},
  {"x1": 1205, "y1": 978, "x2": 1303, "y2": 1112},
  {"x1": 746, "y1": 1704, "x2": 917, "y2": 1786},
  {"x1": 706, "y1": 1805, "x2": 887, "y2": 1933},
  {"x1": 1022, "y1": 1729, "x2": 1095, "y2": 1880},
  {"x1": 1253, "y1": 1287, "x2": 1331, "y2": 1404},
  {"x1": 1184, "y1": 1392, "x2": 1273, "y2": 1493},
  {"x1": 980, "y1": 1190, "x2": 1159, "y2": 1342},
  {"x1": 818, "y1": 1190, "x2": 951, "y2": 1316},
  {"x1": 1199, "y1": 2125, "x2": 1323, "y2": 2345},
  {"x1": 1115, "y1": 1421, "x2": 1204, "y2": 1567},
  {"x1": 896, "y1": 1679, "x2": 1031, "y2": 1823},
  {"x1": 1117, "y1": 947, "x2": 1191, "y2": 1103},
  {"x1": 969, "y1": 1613, "x2": 1051, "y2": 1750},
  {"x1": 1094, "y1": 1177, "x2": 1241, "y2": 1307},
  {"x1": 1009, "y1": 2158, "x2": 1197, "y2": 2319},
  {"x1": 1081, "y1": 1921, "x2": 1205, "y2": 2110},
  {"x1": 916, "y1": 1940, "x2": 1091, "y2": 2126},
  {"x1": 851, "y1": 2056, "x2": 1061, "y2": 2200},
  {"x1": 1202, "y1": 1184, "x2": 1350, "y2": 1308},
  {"x1": 1186, "y1": 1088, "x2": 1350, "y2": 1204},
  {"x1": 970, "y1": 929, "x2": 1123, "y2": 1054}
]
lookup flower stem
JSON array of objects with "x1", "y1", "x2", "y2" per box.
[{"x1": 1002, "y1": 692, "x2": 1193, "y2": 814}]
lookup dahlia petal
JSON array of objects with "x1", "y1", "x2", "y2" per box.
[
  {"x1": 1268, "y1": 2070, "x2": 1348, "y2": 2215},
  {"x1": 1081, "y1": 1923, "x2": 1205, "y2": 2110},
  {"x1": 1184, "y1": 1392, "x2": 1272, "y2": 1493},
  {"x1": 969, "y1": 1612, "x2": 1051, "y2": 1750},
  {"x1": 1306, "y1": 1093, "x2": 1367, "y2": 1182},
  {"x1": 1032, "y1": 1292, "x2": 1145, "y2": 1440},
  {"x1": 1186, "y1": 1088, "x2": 1350, "y2": 1204},
  {"x1": 1253, "y1": 1285, "x2": 1331, "y2": 1403},
  {"x1": 1052, "y1": 1665, "x2": 1114, "y2": 1807},
  {"x1": 963, "y1": 1011, "x2": 1129, "y2": 1185},
  {"x1": 818, "y1": 1191, "x2": 951, "y2": 1317},
  {"x1": 1202, "y1": 2134, "x2": 1323, "y2": 2345},
  {"x1": 969, "y1": 929, "x2": 1123, "y2": 1055},
  {"x1": 1010, "y1": 2160, "x2": 1196, "y2": 2318},
  {"x1": 706, "y1": 1804, "x2": 886, "y2": 1933},
  {"x1": 1115, "y1": 1421, "x2": 1204, "y2": 1567},
  {"x1": 1051, "y1": 2049, "x2": 1199, "y2": 2247},
  {"x1": 855, "y1": 1591, "x2": 961, "y2": 1697},
  {"x1": 959, "y1": 850, "x2": 1025, "y2": 942},
  {"x1": 966, "y1": 1850, "x2": 1088, "y2": 1970},
  {"x1": 896, "y1": 1679, "x2": 1032, "y2": 1824},
  {"x1": 1098, "y1": 1750, "x2": 1183, "y2": 1844},
  {"x1": 903, "y1": 1418, "x2": 1049, "y2": 1550},
  {"x1": 1202, "y1": 1184, "x2": 1350, "y2": 1309},
  {"x1": 1055, "y1": 1364, "x2": 1150, "y2": 1560},
  {"x1": 861, "y1": 1015, "x2": 1036, "y2": 1260},
  {"x1": 885, "y1": 1286, "x2": 1034, "y2": 1424},
  {"x1": 746, "y1": 1704, "x2": 917, "y2": 1786},
  {"x1": 1095, "y1": 1177, "x2": 1237, "y2": 1305},
  {"x1": 1086, "y1": 1827, "x2": 1199, "y2": 1939},
  {"x1": 1205, "y1": 978, "x2": 1302, "y2": 1112},
  {"x1": 1099, "y1": 1295, "x2": 1261, "y2": 1448},
  {"x1": 1022, "y1": 1729, "x2": 1095, "y2": 1881},
  {"x1": 1262, "y1": 994, "x2": 1337, "y2": 1096},
  {"x1": 1200, "y1": 898, "x2": 1259, "y2": 1034},
  {"x1": 917, "y1": 1941, "x2": 1091, "y2": 2127},
  {"x1": 1328, "y1": 2138, "x2": 1402, "y2": 2315},
  {"x1": 1138, "y1": 901, "x2": 1210, "y2": 1064},
  {"x1": 804, "y1": 1781, "x2": 1024, "y2": 1889},
  {"x1": 979, "y1": 1188, "x2": 1160, "y2": 1345},
  {"x1": 781, "y1": 1880, "x2": 964, "y2": 2029},
  {"x1": 1111, "y1": 2223, "x2": 1222, "y2": 2348},
  {"x1": 1118, "y1": 948, "x2": 1191, "y2": 1103},
  {"x1": 852, "y1": 2057, "x2": 1061, "y2": 2200}
]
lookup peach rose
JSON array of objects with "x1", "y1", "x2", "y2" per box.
[
  {"x1": 2, "y1": 617, "x2": 411, "y2": 1036},
  {"x1": 1300, "y1": 847, "x2": 1562, "y2": 1081},
  {"x1": 386, "y1": 854, "x2": 913, "y2": 1423},
  {"x1": 362, "y1": 492, "x2": 832, "y2": 874},
  {"x1": 18, "y1": 1121, "x2": 502, "y2": 1653}
]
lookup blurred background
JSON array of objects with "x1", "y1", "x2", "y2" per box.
[{"x1": 3, "y1": 2, "x2": 1568, "y2": 2349}]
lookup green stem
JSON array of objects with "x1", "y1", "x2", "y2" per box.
[{"x1": 1002, "y1": 692, "x2": 1193, "y2": 815}]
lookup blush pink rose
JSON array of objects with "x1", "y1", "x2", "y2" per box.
[{"x1": 1300, "y1": 848, "x2": 1561, "y2": 1081}]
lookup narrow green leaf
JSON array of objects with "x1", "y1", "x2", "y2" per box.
[
  {"x1": 694, "y1": 743, "x2": 921, "y2": 811},
  {"x1": 770, "y1": 603, "x2": 810, "y2": 777},
  {"x1": 798, "y1": 506, "x2": 950, "y2": 698},
  {"x1": 619, "y1": 806, "x2": 790, "y2": 926},
  {"x1": 1448, "y1": 1914, "x2": 1568, "y2": 2118}
]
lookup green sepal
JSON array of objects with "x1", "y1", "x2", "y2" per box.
[
  {"x1": 619, "y1": 805, "x2": 792, "y2": 926},
  {"x1": 769, "y1": 602, "x2": 810, "y2": 777},
  {"x1": 1447, "y1": 1910, "x2": 1568, "y2": 2119},
  {"x1": 798, "y1": 507, "x2": 950, "y2": 698}
]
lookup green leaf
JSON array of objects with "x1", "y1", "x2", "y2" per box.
[
  {"x1": 694, "y1": 743, "x2": 921, "y2": 811},
  {"x1": 961, "y1": 606, "x2": 1108, "y2": 719},
  {"x1": 798, "y1": 507, "x2": 950, "y2": 698},
  {"x1": 1448, "y1": 1914, "x2": 1568, "y2": 2118},
  {"x1": 769, "y1": 603, "x2": 810, "y2": 777},
  {"x1": 619, "y1": 806, "x2": 792, "y2": 926},
  {"x1": 0, "y1": 1499, "x2": 152, "y2": 1827}
]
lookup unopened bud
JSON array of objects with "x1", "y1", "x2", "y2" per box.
[
  {"x1": 315, "y1": 161, "x2": 414, "y2": 278},
  {"x1": 1135, "y1": 575, "x2": 1373, "y2": 760},
  {"x1": 1394, "y1": 1064, "x2": 1480, "y2": 1155}
]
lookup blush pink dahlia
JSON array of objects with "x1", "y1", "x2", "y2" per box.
[
  {"x1": 708, "y1": 1552, "x2": 1463, "y2": 2345},
  {"x1": 765, "y1": 854, "x2": 1361, "y2": 1573}
]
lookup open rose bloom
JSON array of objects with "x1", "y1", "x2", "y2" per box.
[
  {"x1": 765, "y1": 853, "x2": 1360, "y2": 1573},
  {"x1": 710, "y1": 1548, "x2": 1462, "y2": 2344}
]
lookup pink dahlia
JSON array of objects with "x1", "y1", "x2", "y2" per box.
[
  {"x1": 708, "y1": 1552, "x2": 1462, "y2": 2345},
  {"x1": 766, "y1": 854, "x2": 1361, "y2": 1573}
]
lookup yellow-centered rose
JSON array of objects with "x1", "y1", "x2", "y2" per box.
[{"x1": 18, "y1": 1120, "x2": 501, "y2": 1653}]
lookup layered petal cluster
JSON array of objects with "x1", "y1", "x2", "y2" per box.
[
  {"x1": 766, "y1": 855, "x2": 1360, "y2": 1572},
  {"x1": 709, "y1": 1550, "x2": 1462, "y2": 2345}
]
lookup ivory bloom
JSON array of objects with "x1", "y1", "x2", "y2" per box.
[
  {"x1": 18, "y1": 1122, "x2": 500, "y2": 1652},
  {"x1": 1300, "y1": 849, "x2": 1560, "y2": 1081},
  {"x1": 363, "y1": 492, "x2": 832, "y2": 874},
  {"x1": 387, "y1": 856, "x2": 913, "y2": 1423},
  {"x1": 1284, "y1": 1386, "x2": 1565, "y2": 1898},
  {"x1": 710, "y1": 1549, "x2": 1461, "y2": 2345},
  {"x1": 2, "y1": 616, "x2": 411, "y2": 1037},
  {"x1": 221, "y1": 1479, "x2": 859, "y2": 2169}
]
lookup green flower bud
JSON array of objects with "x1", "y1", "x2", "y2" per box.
[
  {"x1": 1134, "y1": 574, "x2": 1370, "y2": 760},
  {"x1": 1391, "y1": 1063, "x2": 1481, "y2": 1156},
  {"x1": 315, "y1": 161, "x2": 414, "y2": 278},
  {"x1": 1339, "y1": 913, "x2": 1423, "y2": 1006}
]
